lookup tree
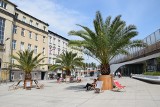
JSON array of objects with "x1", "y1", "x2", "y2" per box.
[
  {"x1": 11, "y1": 50, "x2": 45, "y2": 80},
  {"x1": 49, "y1": 51, "x2": 84, "y2": 76},
  {"x1": 91, "y1": 62, "x2": 96, "y2": 69},
  {"x1": 68, "y1": 11, "x2": 145, "y2": 75}
]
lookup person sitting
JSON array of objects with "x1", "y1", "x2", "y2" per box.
[
  {"x1": 83, "y1": 79, "x2": 97, "y2": 90},
  {"x1": 76, "y1": 77, "x2": 82, "y2": 83}
]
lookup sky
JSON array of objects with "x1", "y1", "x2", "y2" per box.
[{"x1": 11, "y1": 0, "x2": 160, "y2": 64}]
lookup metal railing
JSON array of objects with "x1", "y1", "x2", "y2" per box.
[{"x1": 110, "y1": 29, "x2": 160, "y2": 64}]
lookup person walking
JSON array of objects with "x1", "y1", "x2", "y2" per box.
[{"x1": 118, "y1": 71, "x2": 121, "y2": 78}]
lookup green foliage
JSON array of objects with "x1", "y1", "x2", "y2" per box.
[
  {"x1": 11, "y1": 50, "x2": 45, "y2": 73},
  {"x1": 143, "y1": 72, "x2": 160, "y2": 76},
  {"x1": 49, "y1": 51, "x2": 84, "y2": 76},
  {"x1": 68, "y1": 11, "x2": 145, "y2": 75}
]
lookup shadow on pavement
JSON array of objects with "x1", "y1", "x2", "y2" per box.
[{"x1": 65, "y1": 85, "x2": 86, "y2": 92}]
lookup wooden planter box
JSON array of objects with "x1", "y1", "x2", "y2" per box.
[
  {"x1": 98, "y1": 75, "x2": 113, "y2": 90},
  {"x1": 65, "y1": 76, "x2": 71, "y2": 82},
  {"x1": 24, "y1": 80, "x2": 32, "y2": 90}
]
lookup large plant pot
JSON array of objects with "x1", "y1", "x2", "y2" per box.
[
  {"x1": 65, "y1": 76, "x2": 71, "y2": 82},
  {"x1": 98, "y1": 75, "x2": 113, "y2": 90},
  {"x1": 24, "y1": 80, "x2": 32, "y2": 90}
]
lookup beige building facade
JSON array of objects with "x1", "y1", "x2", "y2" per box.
[
  {"x1": 0, "y1": 0, "x2": 16, "y2": 81},
  {"x1": 0, "y1": 0, "x2": 49, "y2": 81},
  {"x1": 11, "y1": 8, "x2": 49, "y2": 80},
  {"x1": 0, "y1": 0, "x2": 83, "y2": 81}
]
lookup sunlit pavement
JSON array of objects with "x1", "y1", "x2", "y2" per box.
[{"x1": 0, "y1": 77, "x2": 160, "y2": 107}]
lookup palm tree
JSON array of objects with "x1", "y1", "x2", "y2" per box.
[
  {"x1": 91, "y1": 62, "x2": 96, "y2": 69},
  {"x1": 49, "y1": 51, "x2": 84, "y2": 76},
  {"x1": 85, "y1": 63, "x2": 88, "y2": 69},
  {"x1": 11, "y1": 50, "x2": 45, "y2": 80},
  {"x1": 68, "y1": 11, "x2": 145, "y2": 75}
]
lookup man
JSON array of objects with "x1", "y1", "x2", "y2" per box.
[{"x1": 83, "y1": 79, "x2": 97, "y2": 90}]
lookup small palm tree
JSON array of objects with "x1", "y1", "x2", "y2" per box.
[
  {"x1": 68, "y1": 11, "x2": 145, "y2": 75},
  {"x1": 49, "y1": 51, "x2": 84, "y2": 76},
  {"x1": 11, "y1": 50, "x2": 45, "y2": 80}
]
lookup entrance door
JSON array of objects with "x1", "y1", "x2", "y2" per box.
[
  {"x1": 41, "y1": 72, "x2": 46, "y2": 80},
  {"x1": 57, "y1": 73, "x2": 61, "y2": 78}
]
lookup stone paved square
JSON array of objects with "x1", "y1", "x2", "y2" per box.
[{"x1": 0, "y1": 77, "x2": 160, "y2": 107}]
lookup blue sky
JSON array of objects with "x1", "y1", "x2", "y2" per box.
[{"x1": 11, "y1": 0, "x2": 160, "y2": 64}]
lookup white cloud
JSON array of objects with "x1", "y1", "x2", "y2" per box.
[{"x1": 11, "y1": 0, "x2": 88, "y2": 39}]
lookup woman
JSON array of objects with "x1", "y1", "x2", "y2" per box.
[{"x1": 83, "y1": 79, "x2": 97, "y2": 90}]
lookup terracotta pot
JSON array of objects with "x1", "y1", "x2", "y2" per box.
[{"x1": 98, "y1": 75, "x2": 113, "y2": 90}]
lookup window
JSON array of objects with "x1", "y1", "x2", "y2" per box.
[
  {"x1": 0, "y1": 0, "x2": 7, "y2": 9},
  {"x1": 12, "y1": 40, "x2": 16, "y2": 50},
  {"x1": 43, "y1": 47, "x2": 45, "y2": 55},
  {"x1": 53, "y1": 38, "x2": 56, "y2": 44},
  {"x1": 36, "y1": 22, "x2": 39, "y2": 27},
  {"x1": 58, "y1": 48, "x2": 60, "y2": 55},
  {"x1": 35, "y1": 34, "x2": 38, "y2": 41},
  {"x1": 58, "y1": 39, "x2": 60, "y2": 47},
  {"x1": 43, "y1": 26, "x2": 46, "y2": 31},
  {"x1": 43, "y1": 36, "x2": 45, "y2": 43},
  {"x1": 20, "y1": 42, "x2": 24, "y2": 51},
  {"x1": 58, "y1": 50, "x2": 60, "y2": 55},
  {"x1": 49, "y1": 49, "x2": 52, "y2": 55},
  {"x1": 28, "y1": 44, "x2": 31, "y2": 51},
  {"x1": 29, "y1": 31, "x2": 32, "y2": 39},
  {"x1": 49, "y1": 36, "x2": 52, "y2": 43},
  {"x1": 53, "y1": 48, "x2": 55, "y2": 55},
  {"x1": 34, "y1": 46, "x2": 38, "y2": 54},
  {"x1": 11, "y1": 58, "x2": 15, "y2": 64},
  {"x1": 20, "y1": 73, "x2": 23, "y2": 80},
  {"x1": 15, "y1": 13, "x2": 18, "y2": 19},
  {"x1": 22, "y1": 16, "x2": 26, "y2": 23},
  {"x1": 0, "y1": 17, "x2": 5, "y2": 44},
  {"x1": 49, "y1": 57, "x2": 51, "y2": 64},
  {"x1": 13, "y1": 25, "x2": 17, "y2": 34},
  {"x1": 29, "y1": 20, "x2": 33, "y2": 25},
  {"x1": 21, "y1": 28, "x2": 25, "y2": 36},
  {"x1": 63, "y1": 42, "x2": 65, "y2": 48}
]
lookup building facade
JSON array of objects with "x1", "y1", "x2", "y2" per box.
[
  {"x1": 12, "y1": 8, "x2": 49, "y2": 80},
  {"x1": 0, "y1": 0, "x2": 49, "y2": 81},
  {"x1": 0, "y1": 0, "x2": 16, "y2": 81},
  {"x1": 0, "y1": 0, "x2": 83, "y2": 81},
  {"x1": 48, "y1": 30, "x2": 69, "y2": 65},
  {"x1": 48, "y1": 31, "x2": 83, "y2": 78}
]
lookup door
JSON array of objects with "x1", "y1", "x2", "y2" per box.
[{"x1": 41, "y1": 72, "x2": 46, "y2": 80}]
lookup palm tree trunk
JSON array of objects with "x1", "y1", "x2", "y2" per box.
[
  {"x1": 100, "y1": 63, "x2": 110, "y2": 75},
  {"x1": 24, "y1": 72, "x2": 32, "y2": 89},
  {"x1": 66, "y1": 70, "x2": 71, "y2": 76},
  {"x1": 25, "y1": 72, "x2": 32, "y2": 80}
]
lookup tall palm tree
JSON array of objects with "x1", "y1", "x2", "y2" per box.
[
  {"x1": 49, "y1": 51, "x2": 84, "y2": 76},
  {"x1": 11, "y1": 50, "x2": 45, "y2": 80},
  {"x1": 68, "y1": 11, "x2": 145, "y2": 75},
  {"x1": 91, "y1": 62, "x2": 96, "y2": 70}
]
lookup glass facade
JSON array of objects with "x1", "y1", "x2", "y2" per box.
[{"x1": 0, "y1": 17, "x2": 5, "y2": 44}]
